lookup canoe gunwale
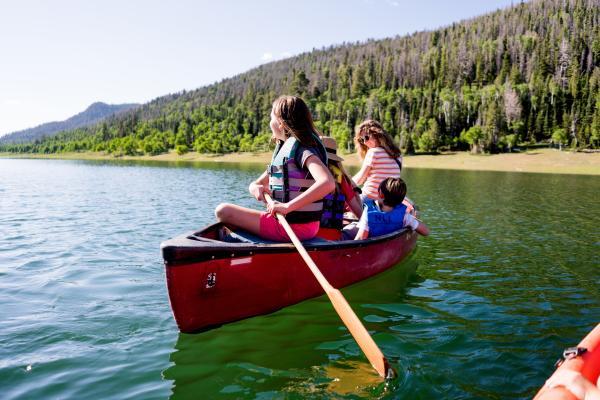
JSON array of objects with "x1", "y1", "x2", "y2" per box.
[{"x1": 161, "y1": 222, "x2": 415, "y2": 266}]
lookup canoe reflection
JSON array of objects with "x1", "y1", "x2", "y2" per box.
[{"x1": 163, "y1": 255, "x2": 418, "y2": 399}]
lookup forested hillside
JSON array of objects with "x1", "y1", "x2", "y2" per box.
[
  {"x1": 2, "y1": 0, "x2": 599, "y2": 155},
  {"x1": 0, "y1": 102, "x2": 138, "y2": 145}
]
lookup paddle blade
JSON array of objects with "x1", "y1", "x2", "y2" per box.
[{"x1": 326, "y1": 288, "x2": 394, "y2": 379}]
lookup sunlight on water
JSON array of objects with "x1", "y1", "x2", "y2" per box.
[{"x1": 0, "y1": 158, "x2": 598, "y2": 399}]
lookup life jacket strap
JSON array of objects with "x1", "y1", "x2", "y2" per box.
[{"x1": 282, "y1": 157, "x2": 290, "y2": 202}]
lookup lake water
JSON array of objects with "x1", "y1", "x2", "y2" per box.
[{"x1": 1, "y1": 158, "x2": 598, "y2": 399}]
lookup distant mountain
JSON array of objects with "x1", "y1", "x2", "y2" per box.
[
  {"x1": 0, "y1": 102, "x2": 139, "y2": 144},
  {"x1": 2, "y1": 0, "x2": 599, "y2": 154}
]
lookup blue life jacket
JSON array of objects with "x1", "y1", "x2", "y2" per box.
[
  {"x1": 364, "y1": 199, "x2": 407, "y2": 237},
  {"x1": 268, "y1": 134, "x2": 327, "y2": 224}
]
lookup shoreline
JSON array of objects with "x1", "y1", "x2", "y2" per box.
[{"x1": 1, "y1": 148, "x2": 599, "y2": 175}]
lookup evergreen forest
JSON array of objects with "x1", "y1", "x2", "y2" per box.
[{"x1": 2, "y1": 0, "x2": 599, "y2": 156}]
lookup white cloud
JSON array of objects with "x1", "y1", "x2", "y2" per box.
[
  {"x1": 261, "y1": 52, "x2": 273, "y2": 61},
  {"x1": 280, "y1": 52, "x2": 292, "y2": 59},
  {"x1": 3, "y1": 99, "x2": 21, "y2": 105},
  {"x1": 386, "y1": 0, "x2": 399, "y2": 6}
]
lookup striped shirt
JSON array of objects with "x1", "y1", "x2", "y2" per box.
[{"x1": 362, "y1": 147, "x2": 402, "y2": 199}]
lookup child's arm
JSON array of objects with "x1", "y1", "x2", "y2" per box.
[
  {"x1": 340, "y1": 174, "x2": 363, "y2": 218},
  {"x1": 348, "y1": 195, "x2": 364, "y2": 219},
  {"x1": 415, "y1": 221, "x2": 430, "y2": 236},
  {"x1": 352, "y1": 164, "x2": 371, "y2": 185},
  {"x1": 354, "y1": 228, "x2": 369, "y2": 240},
  {"x1": 352, "y1": 149, "x2": 374, "y2": 185},
  {"x1": 353, "y1": 207, "x2": 369, "y2": 240},
  {"x1": 267, "y1": 154, "x2": 335, "y2": 216},
  {"x1": 249, "y1": 170, "x2": 270, "y2": 202},
  {"x1": 405, "y1": 213, "x2": 430, "y2": 236}
]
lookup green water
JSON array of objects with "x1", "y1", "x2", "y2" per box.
[{"x1": 1, "y1": 158, "x2": 598, "y2": 399}]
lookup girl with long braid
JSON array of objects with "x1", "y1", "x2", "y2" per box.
[{"x1": 215, "y1": 96, "x2": 334, "y2": 241}]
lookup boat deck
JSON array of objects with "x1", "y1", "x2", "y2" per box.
[{"x1": 222, "y1": 228, "x2": 333, "y2": 245}]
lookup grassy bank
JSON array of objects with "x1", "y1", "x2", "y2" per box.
[{"x1": 2, "y1": 148, "x2": 599, "y2": 175}]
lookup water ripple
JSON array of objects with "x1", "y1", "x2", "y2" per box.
[{"x1": 0, "y1": 159, "x2": 599, "y2": 399}]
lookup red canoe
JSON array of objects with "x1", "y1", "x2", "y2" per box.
[
  {"x1": 161, "y1": 223, "x2": 418, "y2": 333},
  {"x1": 535, "y1": 323, "x2": 600, "y2": 400}
]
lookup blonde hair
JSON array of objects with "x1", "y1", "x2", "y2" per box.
[
  {"x1": 354, "y1": 119, "x2": 401, "y2": 160},
  {"x1": 272, "y1": 95, "x2": 321, "y2": 147}
]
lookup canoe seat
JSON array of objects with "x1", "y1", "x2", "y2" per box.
[{"x1": 224, "y1": 229, "x2": 332, "y2": 245}]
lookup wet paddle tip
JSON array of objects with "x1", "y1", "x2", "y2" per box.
[{"x1": 384, "y1": 358, "x2": 397, "y2": 381}]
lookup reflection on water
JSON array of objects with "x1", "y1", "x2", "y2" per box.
[
  {"x1": 70, "y1": 157, "x2": 268, "y2": 174},
  {"x1": 0, "y1": 158, "x2": 598, "y2": 399},
  {"x1": 164, "y1": 257, "x2": 418, "y2": 399}
]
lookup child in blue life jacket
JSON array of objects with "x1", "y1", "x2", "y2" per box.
[{"x1": 342, "y1": 177, "x2": 429, "y2": 240}]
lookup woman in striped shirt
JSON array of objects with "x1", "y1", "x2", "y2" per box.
[{"x1": 352, "y1": 119, "x2": 403, "y2": 200}]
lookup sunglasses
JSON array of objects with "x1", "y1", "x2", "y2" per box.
[{"x1": 358, "y1": 134, "x2": 371, "y2": 144}]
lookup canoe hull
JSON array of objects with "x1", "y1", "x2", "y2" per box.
[{"x1": 163, "y1": 225, "x2": 418, "y2": 333}]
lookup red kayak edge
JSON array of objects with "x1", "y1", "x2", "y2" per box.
[{"x1": 534, "y1": 323, "x2": 600, "y2": 400}]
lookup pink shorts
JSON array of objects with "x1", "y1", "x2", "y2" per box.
[{"x1": 259, "y1": 213, "x2": 320, "y2": 242}]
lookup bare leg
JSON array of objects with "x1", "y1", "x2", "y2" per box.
[{"x1": 215, "y1": 203, "x2": 263, "y2": 235}]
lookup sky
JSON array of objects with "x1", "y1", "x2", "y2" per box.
[{"x1": 0, "y1": 0, "x2": 516, "y2": 136}]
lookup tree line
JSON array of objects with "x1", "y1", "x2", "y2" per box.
[{"x1": 2, "y1": 0, "x2": 599, "y2": 156}]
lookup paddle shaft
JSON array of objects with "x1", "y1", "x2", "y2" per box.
[{"x1": 264, "y1": 193, "x2": 391, "y2": 379}]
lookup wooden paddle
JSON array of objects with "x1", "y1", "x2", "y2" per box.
[{"x1": 264, "y1": 193, "x2": 394, "y2": 379}]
